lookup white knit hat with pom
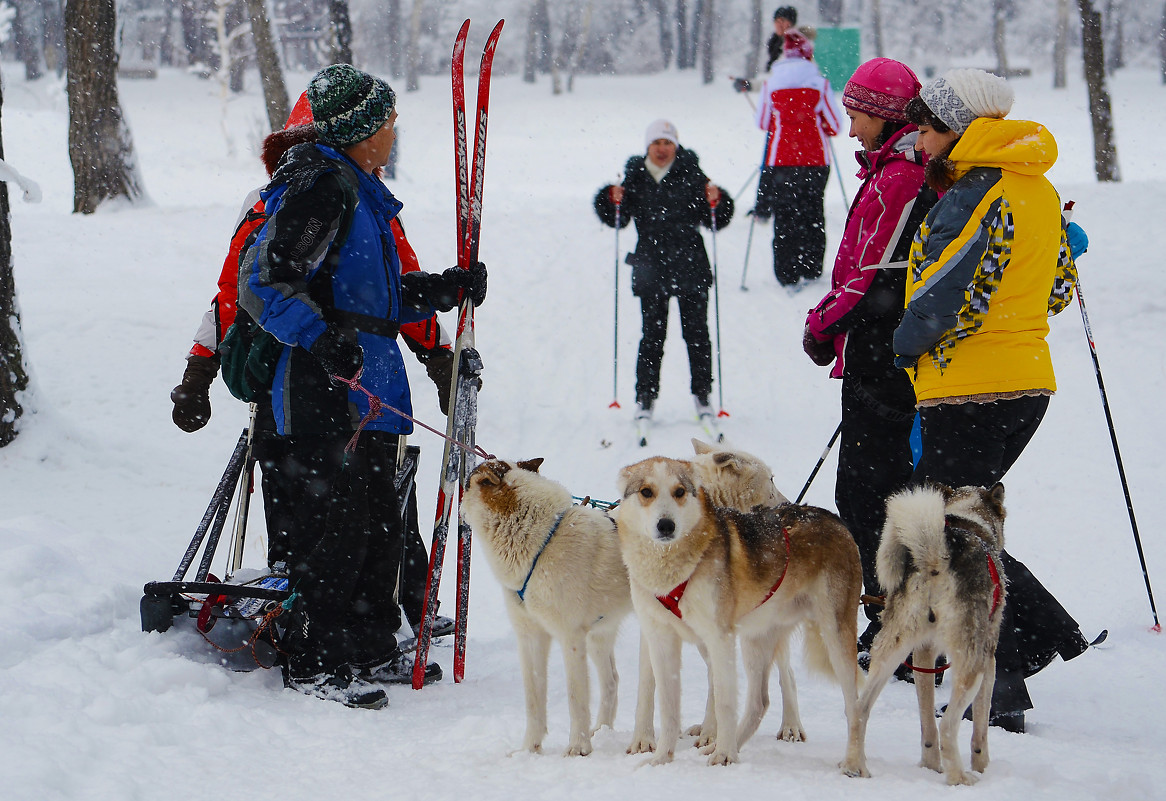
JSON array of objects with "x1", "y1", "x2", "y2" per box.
[{"x1": 919, "y1": 68, "x2": 1014, "y2": 134}]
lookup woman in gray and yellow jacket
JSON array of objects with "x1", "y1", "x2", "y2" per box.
[{"x1": 895, "y1": 69, "x2": 1092, "y2": 734}]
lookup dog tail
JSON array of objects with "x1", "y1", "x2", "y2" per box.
[
  {"x1": 801, "y1": 621, "x2": 863, "y2": 689},
  {"x1": 877, "y1": 486, "x2": 949, "y2": 593}
]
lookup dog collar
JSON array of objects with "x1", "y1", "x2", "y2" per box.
[
  {"x1": 656, "y1": 527, "x2": 792, "y2": 619},
  {"x1": 516, "y1": 513, "x2": 565, "y2": 603}
]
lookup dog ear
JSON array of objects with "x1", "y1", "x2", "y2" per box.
[
  {"x1": 712, "y1": 451, "x2": 737, "y2": 469},
  {"x1": 986, "y1": 482, "x2": 1006, "y2": 517},
  {"x1": 936, "y1": 482, "x2": 955, "y2": 501},
  {"x1": 516, "y1": 458, "x2": 544, "y2": 473},
  {"x1": 616, "y1": 464, "x2": 637, "y2": 499},
  {"x1": 692, "y1": 438, "x2": 715, "y2": 455}
]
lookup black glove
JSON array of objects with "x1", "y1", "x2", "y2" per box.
[
  {"x1": 731, "y1": 77, "x2": 751, "y2": 93},
  {"x1": 420, "y1": 346, "x2": 455, "y2": 415},
  {"x1": 309, "y1": 326, "x2": 363, "y2": 381},
  {"x1": 401, "y1": 262, "x2": 487, "y2": 312},
  {"x1": 443, "y1": 261, "x2": 487, "y2": 308},
  {"x1": 171, "y1": 354, "x2": 218, "y2": 433},
  {"x1": 803, "y1": 327, "x2": 836, "y2": 367}
]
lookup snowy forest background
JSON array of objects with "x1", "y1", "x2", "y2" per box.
[
  {"x1": 2, "y1": 0, "x2": 1166, "y2": 799},
  {"x1": 3, "y1": 0, "x2": 1166, "y2": 88}
]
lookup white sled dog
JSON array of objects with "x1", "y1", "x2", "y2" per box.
[
  {"x1": 462, "y1": 458, "x2": 654, "y2": 756},
  {"x1": 616, "y1": 456, "x2": 864, "y2": 767},
  {"x1": 845, "y1": 483, "x2": 1008, "y2": 785}
]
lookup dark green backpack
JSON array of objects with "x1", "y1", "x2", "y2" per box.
[{"x1": 219, "y1": 308, "x2": 284, "y2": 403}]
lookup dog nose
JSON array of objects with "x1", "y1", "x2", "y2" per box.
[{"x1": 656, "y1": 518, "x2": 675, "y2": 540}]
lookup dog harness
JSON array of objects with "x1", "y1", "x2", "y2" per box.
[
  {"x1": 945, "y1": 515, "x2": 1003, "y2": 617},
  {"x1": 516, "y1": 513, "x2": 565, "y2": 603},
  {"x1": 656, "y1": 526, "x2": 792, "y2": 619},
  {"x1": 904, "y1": 517, "x2": 1004, "y2": 676}
]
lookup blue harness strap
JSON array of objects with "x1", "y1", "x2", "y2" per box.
[{"x1": 517, "y1": 512, "x2": 566, "y2": 603}]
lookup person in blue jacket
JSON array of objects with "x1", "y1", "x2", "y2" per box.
[{"x1": 238, "y1": 64, "x2": 486, "y2": 709}]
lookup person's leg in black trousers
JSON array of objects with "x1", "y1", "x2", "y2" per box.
[
  {"x1": 913, "y1": 396, "x2": 1088, "y2": 728},
  {"x1": 770, "y1": 166, "x2": 830, "y2": 285},
  {"x1": 676, "y1": 290, "x2": 713, "y2": 402},
  {"x1": 636, "y1": 291, "x2": 671, "y2": 408},
  {"x1": 277, "y1": 432, "x2": 403, "y2": 679},
  {"x1": 835, "y1": 372, "x2": 916, "y2": 639}
]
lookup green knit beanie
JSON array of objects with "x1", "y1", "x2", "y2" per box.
[{"x1": 307, "y1": 64, "x2": 396, "y2": 148}]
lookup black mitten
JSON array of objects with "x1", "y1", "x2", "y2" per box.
[
  {"x1": 439, "y1": 262, "x2": 488, "y2": 307},
  {"x1": 803, "y1": 326, "x2": 836, "y2": 367},
  {"x1": 171, "y1": 354, "x2": 218, "y2": 433},
  {"x1": 309, "y1": 326, "x2": 364, "y2": 380},
  {"x1": 402, "y1": 263, "x2": 488, "y2": 312}
]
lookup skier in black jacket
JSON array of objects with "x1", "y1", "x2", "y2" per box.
[{"x1": 594, "y1": 119, "x2": 733, "y2": 420}]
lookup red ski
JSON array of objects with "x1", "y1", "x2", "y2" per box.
[{"x1": 413, "y1": 18, "x2": 504, "y2": 689}]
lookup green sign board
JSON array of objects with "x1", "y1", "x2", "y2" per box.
[{"x1": 814, "y1": 27, "x2": 861, "y2": 88}]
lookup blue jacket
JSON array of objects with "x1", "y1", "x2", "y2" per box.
[{"x1": 238, "y1": 143, "x2": 430, "y2": 435}]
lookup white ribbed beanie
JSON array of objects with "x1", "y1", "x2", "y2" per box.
[{"x1": 919, "y1": 68, "x2": 1014, "y2": 134}]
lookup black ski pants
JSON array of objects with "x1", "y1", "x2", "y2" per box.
[
  {"x1": 765, "y1": 165, "x2": 829, "y2": 286},
  {"x1": 835, "y1": 371, "x2": 916, "y2": 617},
  {"x1": 635, "y1": 289, "x2": 713, "y2": 406},
  {"x1": 911, "y1": 395, "x2": 1088, "y2": 715},
  {"x1": 273, "y1": 431, "x2": 405, "y2": 678}
]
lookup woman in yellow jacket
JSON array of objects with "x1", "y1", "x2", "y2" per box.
[{"x1": 895, "y1": 69, "x2": 1091, "y2": 734}]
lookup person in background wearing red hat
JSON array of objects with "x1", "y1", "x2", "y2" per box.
[
  {"x1": 753, "y1": 27, "x2": 844, "y2": 288},
  {"x1": 802, "y1": 58, "x2": 936, "y2": 661}
]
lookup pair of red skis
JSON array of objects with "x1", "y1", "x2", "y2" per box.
[{"x1": 412, "y1": 18, "x2": 504, "y2": 688}]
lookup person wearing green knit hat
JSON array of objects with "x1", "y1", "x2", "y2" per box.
[{"x1": 236, "y1": 63, "x2": 487, "y2": 709}]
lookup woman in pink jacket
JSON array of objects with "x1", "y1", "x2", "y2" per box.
[{"x1": 802, "y1": 58, "x2": 936, "y2": 655}]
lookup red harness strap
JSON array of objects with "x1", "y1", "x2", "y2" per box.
[
  {"x1": 657, "y1": 581, "x2": 688, "y2": 619},
  {"x1": 656, "y1": 527, "x2": 793, "y2": 620},
  {"x1": 986, "y1": 549, "x2": 1003, "y2": 617}
]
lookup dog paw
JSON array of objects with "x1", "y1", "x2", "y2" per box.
[
  {"x1": 646, "y1": 751, "x2": 674, "y2": 767},
  {"x1": 684, "y1": 723, "x2": 704, "y2": 737},
  {"x1": 626, "y1": 736, "x2": 656, "y2": 755},
  {"x1": 776, "y1": 725, "x2": 806, "y2": 742},
  {"x1": 839, "y1": 760, "x2": 870, "y2": 778},
  {"x1": 692, "y1": 732, "x2": 715, "y2": 749},
  {"x1": 919, "y1": 755, "x2": 941, "y2": 773},
  {"x1": 564, "y1": 740, "x2": 593, "y2": 757},
  {"x1": 945, "y1": 770, "x2": 978, "y2": 786},
  {"x1": 706, "y1": 749, "x2": 738, "y2": 766}
]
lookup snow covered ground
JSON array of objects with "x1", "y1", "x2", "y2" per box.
[{"x1": 2, "y1": 49, "x2": 1164, "y2": 801}]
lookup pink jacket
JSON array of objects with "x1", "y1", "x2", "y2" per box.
[{"x1": 805, "y1": 126, "x2": 932, "y2": 378}]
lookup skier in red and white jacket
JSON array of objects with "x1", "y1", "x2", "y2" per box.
[{"x1": 753, "y1": 28, "x2": 844, "y2": 287}]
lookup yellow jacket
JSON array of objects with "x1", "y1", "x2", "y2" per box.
[{"x1": 893, "y1": 118, "x2": 1077, "y2": 402}]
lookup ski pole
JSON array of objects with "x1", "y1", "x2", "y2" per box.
[
  {"x1": 733, "y1": 166, "x2": 759, "y2": 204},
  {"x1": 795, "y1": 421, "x2": 841, "y2": 504},
  {"x1": 708, "y1": 193, "x2": 727, "y2": 417},
  {"x1": 610, "y1": 187, "x2": 622, "y2": 409},
  {"x1": 827, "y1": 138, "x2": 850, "y2": 209},
  {"x1": 740, "y1": 211, "x2": 757, "y2": 291},
  {"x1": 1064, "y1": 205, "x2": 1159, "y2": 630}
]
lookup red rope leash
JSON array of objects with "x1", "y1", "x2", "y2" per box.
[{"x1": 331, "y1": 372, "x2": 494, "y2": 460}]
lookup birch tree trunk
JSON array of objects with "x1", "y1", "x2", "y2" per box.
[
  {"x1": 1054, "y1": 0, "x2": 1070, "y2": 88},
  {"x1": 64, "y1": 0, "x2": 144, "y2": 214},
  {"x1": 0, "y1": 69, "x2": 28, "y2": 447},
  {"x1": 244, "y1": 0, "x2": 289, "y2": 130},
  {"x1": 1077, "y1": 0, "x2": 1120, "y2": 181}
]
